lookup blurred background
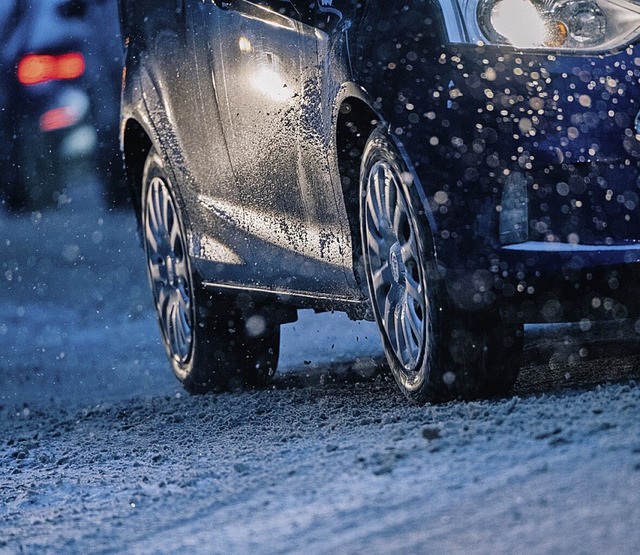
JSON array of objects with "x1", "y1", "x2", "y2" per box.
[{"x1": 0, "y1": 0, "x2": 124, "y2": 212}]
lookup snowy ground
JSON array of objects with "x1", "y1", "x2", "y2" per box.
[{"x1": 1, "y1": 179, "x2": 640, "y2": 554}]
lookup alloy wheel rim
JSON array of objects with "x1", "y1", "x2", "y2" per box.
[
  {"x1": 364, "y1": 159, "x2": 427, "y2": 374},
  {"x1": 144, "y1": 176, "x2": 193, "y2": 364}
]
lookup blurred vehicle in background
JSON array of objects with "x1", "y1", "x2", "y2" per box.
[{"x1": 0, "y1": 0, "x2": 124, "y2": 211}]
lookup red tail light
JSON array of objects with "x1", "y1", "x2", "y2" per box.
[
  {"x1": 17, "y1": 52, "x2": 85, "y2": 86},
  {"x1": 39, "y1": 106, "x2": 80, "y2": 132}
]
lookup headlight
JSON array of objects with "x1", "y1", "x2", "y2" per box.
[{"x1": 465, "y1": 0, "x2": 640, "y2": 50}]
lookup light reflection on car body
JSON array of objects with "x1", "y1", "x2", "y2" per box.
[{"x1": 119, "y1": 0, "x2": 640, "y2": 402}]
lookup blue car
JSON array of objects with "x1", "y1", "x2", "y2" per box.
[{"x1": 118, "y1": 0, "x2": 640, "y2": 402}]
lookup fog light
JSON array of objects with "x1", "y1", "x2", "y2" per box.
[{"x1": 500, "y1": 172, "x2": 529, "y2": 244}]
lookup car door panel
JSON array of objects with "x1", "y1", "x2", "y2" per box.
[
  {"x1": 196, "y1": 0, "x2": 357, "y2": 296},
  {"x1": 137, "y1": 2, "x2": 252, "y2": 280}
]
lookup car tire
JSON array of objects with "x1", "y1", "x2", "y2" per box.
[
  {"x1": 99, "y1": 134, "x2": 129, "y2": 209},
  {"x1": 2, "y1": 127, "x2": 58, "y2": 212},
  {"x1": 467, "y1": 317, "x2": 524, "y2": 398},
  {"x1": 142, "y1": 148, "x2": 280, "y2": 393},
  {"x1": 359, "y1": 128, "x2": 522, "y2": 403}
]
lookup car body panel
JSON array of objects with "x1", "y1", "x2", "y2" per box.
[
  {"x1": 120, "y1": 0, "x2": 640, "y2": 323},
  {"x1": 121, "y1": 0, "x2": 366, "y2": 301},
  {"x1": 200, "y1": 1, "x2": 353, "y2": 291}
]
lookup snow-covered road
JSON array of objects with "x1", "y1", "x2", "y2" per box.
[{"x1": 1, "y1": 180, "x2": 640, "y2": 554}]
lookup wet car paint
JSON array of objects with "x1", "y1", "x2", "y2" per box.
[
  {"x1": 350, "y1": 2, "x2": 640, "y2": 322},
  {"x1": 119, "y1": 0, "x2": 640, "y2": 324}
]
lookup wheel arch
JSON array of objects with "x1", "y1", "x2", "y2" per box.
[
  {"x1": 335, "y1": 93, "x2": 379, "y2": 292},
  {"x1": 334, "y1": 89, "x2": 441, "y2": 293},
  {"x1": 122, "y1": 117, "x2": 152, "y2": 227}
]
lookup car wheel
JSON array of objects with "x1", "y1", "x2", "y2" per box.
[
  {"x1": 142, "y1": 148, "x2": 280, "y2": 393},
  {"x1": 470, "y1": 319, "x2": 524, "y2": 398},
  {"x1": 360, "y1": 128, "x2": 522, "y2": 402},
  {"x1": 0, "y1": 159, "x2": 27, "y2": 212},
  {"x1": 99, "y1": 134, "x2": 129, "y2": 209},
  {"x1": 2, "y1": 127, "x2": 58, "y2": 212}
]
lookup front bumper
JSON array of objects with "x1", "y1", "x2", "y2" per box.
[{"x1": 387, "y1": 42, "x2": 640, "y2": 321}]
